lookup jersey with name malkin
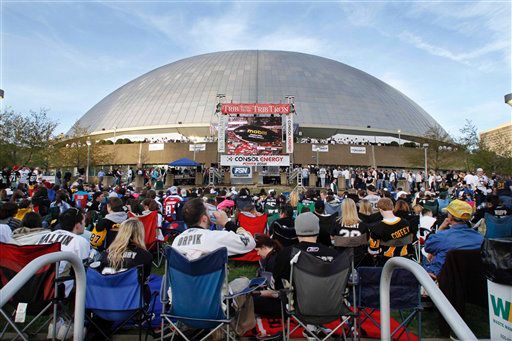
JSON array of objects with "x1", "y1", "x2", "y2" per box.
[{"x1": 368, "y1": 218, "x2": 414, "y2": 258}]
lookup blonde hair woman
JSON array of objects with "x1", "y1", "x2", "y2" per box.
[
  {"x1": 331, "y1": 198, "x2": 369, "y2": 265},
  {"x1": 289, "y1": 190, "x2": 300, "y2": 209},
  {"x1": 99, "y1": 218, "x2": 153, "y2": 283}
]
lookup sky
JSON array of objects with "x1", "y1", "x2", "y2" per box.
[{"x1": 1, "y1": 0, "x2": 511, "y2": 138}]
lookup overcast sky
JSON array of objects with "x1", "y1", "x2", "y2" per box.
[{"x1": 1, "y1": 1, "x2": 511, "y2": 137}]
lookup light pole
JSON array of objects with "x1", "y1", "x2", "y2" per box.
[
  {"x1": 398, "y1": 129, "x2": 401, "y2": 147},
  {"x1": 423, "y1": 143, "x2": 429, "y2": 189},
  {"x1": 86, "y1": 139, "x2": 92, "y2": 183},
  {"x1": 113, "y1": 126, "x2": 118, "y2": 144}
]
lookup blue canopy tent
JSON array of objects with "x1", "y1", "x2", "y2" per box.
[{"x1": 168, "y1": 158, "x2": 200, "y2": 167}]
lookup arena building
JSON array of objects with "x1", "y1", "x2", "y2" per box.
[{"x1": 75, "y1": 50, "x2": 444, "y2": 142}]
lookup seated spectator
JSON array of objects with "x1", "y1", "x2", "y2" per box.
[
  {"x1": 313, "y1": 200, "x2": 336, "y2": 247},
  {"x1": 424, "y1": 200, "x2": 484, "y2": 278},
  {"x1": 14, "y1": 199, "x2": 32, "y2": 221},
  {"x1": 0, "y1": 223, "x2": 14, "y2": 243},
  {"x1": 331, "y1": 198, "x2": 369, "y2": 265},
  {"x1": 358, "y1": 199, "x2": 381, "y2": 223},
  {"x1": 171, "y1": 198, "x2": 256, "y2": 260},
  {"x1": 269, "y1": 204, "x2": 297, "y2": 247},
  {"x1": 437, "y1": 191, "x2": 451, "y2": 212},
  {"x1": 91, "y1": 197, "x2": 127, "y2": 252},
  {"x1": 253, "y1": 234, "x2": 283, "y2": 317},
  {"x1": 273, "y1": 212, "x2": 338, "y2": 290},
  {"x1": 97, "y1": 218, "x2": 152, "y2": 282},
  {"x1": 393, "y1": 200, "x2": 419, "y2": 235},
  {"x1": 32, "y1": 186, "x2": 51, "y2": 216},
  {"x1": 21, "y1": 211, "x2": 42, "y2": 229},
  {"x1": 50, "y1": 191, "x2": 71, "y2": 215},
  {"x1": 471, "y1": 195, "x2": 511, "y2": 224},
  {"x1": 37, "y1": 208, "x2": 90, "y2": 296},
  {"x1": 368, "y1": 198, "x2": 415, "y2": 265},
  {"x1": 141, "y1": 198, "x2": 164, "y2": 240},
  {"x1": 0, "y1": 202, "x2": 22, "y2": 231}
]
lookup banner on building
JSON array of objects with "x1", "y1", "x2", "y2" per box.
[
  {"x1": 221, "y1": 155, "x2": 290, "y2": 167},
  {"x1": 286, "y1": 114, "x2": 294, "y2": 153},
  {"x1": 230, "y1": 166, "x2": 252, "y2": 178},
  {"x1": 312, "y1": 144, "x2": 329, "y2": 152},
  {"x1": 148, "y1": 143, "x2": 164, "y2": 151},
  {"x1": 217, "y1": 114, "x2": 228, "y2": 153},
  {"x1": 189, "y1": 144, "x2": 206, "y2": 152},
  {"x1": 350, "y1": 146, "x2": 367, "y2": 154},
  {"x1": 221, "y1": 103, "x2": 291, "y2": 115}
]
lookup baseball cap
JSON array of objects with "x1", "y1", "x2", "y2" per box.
[
  {"x1": 476, "y1": 168, "x2": 483, "y2": 172},
  {"x1": 295, "y1": 212, "x2": 320, "y2": 236},
  {"x1": 169, "y1": 186, "x2": 178, "y2": 194},
  {"x1": 442, "y1": 200, "x2": 473, "y2": 220}
]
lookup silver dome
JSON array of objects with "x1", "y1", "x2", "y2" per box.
[{"x1": 77, "y1": 50, "x2": 442, "y2": 139}]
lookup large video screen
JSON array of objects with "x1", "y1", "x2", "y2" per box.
[{"x1": 226, "y1": 115, "x2": 283, "y2": 155}]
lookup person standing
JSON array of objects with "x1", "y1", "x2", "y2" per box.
[{"x1": 319, "y1": 167, "x2": 327, "y2": 188}]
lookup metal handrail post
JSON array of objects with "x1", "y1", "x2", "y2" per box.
[
  {"x1": 380, "y1": 257, "x2": 476, "y2": 341},
  {"x1": 0, "y1": 252, "x2": 86, "y2": 341}
]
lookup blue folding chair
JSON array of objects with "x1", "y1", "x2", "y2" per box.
[
  {"x1": 160, "y1": 247, "x2": 265, "y2": 341},
  {"x1": 85, "y1": 267, "x2": 155, "y2": 340},
  {"x1": 357, "y1": 267, "x2": 422, "y2": 341},
  {"x1": 484, "y1": 213, "x2": 512, "y2": 238}
]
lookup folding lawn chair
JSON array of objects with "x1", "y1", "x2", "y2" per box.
[
  {"x1": 357, "y1": 266, "x2": 422, "y2": 341},
  {"x1": 484, "y1": 212, "x2": 512, "y2": 238},
  {"x1": 0, "y1": 242, "x2": 70, "y2": 341},
  {"x1": 160, "y1": 247, "x2": 265, "y2": 341},
  {"x1": 332, "y1": 233, "x2": 369, "y2": 339},
  {"x1": 129, "y1": 211, "x2": 165, "y2": 267},
  {"x1": 85, "y1": 266, "x2": 156, "y2": 341},
  {"x1": 232, "y1": 213, "x2": 267, "y2": 262},
  {"x1": 282, "y1": 248, "x2": 353, "y2": 341}
]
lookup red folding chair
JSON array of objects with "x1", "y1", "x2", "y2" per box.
[
  {"x1": 232, "y1": 213, "x2": 267, "y2": 262},
  {"x1": 0, "y1": 242, "x2": 70, "y2": 341},
  {"x1": 128, "y1": 211, "x2": 163, "y2": 267}
]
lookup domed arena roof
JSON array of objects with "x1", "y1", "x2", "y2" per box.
[{"x1": 77, "y1": 50, "x2": 443, "y2": 139}]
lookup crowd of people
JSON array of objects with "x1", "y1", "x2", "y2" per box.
[{"x1": 0, "y1": 164, "x2": 510, "y2": 339}]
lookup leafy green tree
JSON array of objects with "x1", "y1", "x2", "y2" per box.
[{"x1": 0, "y1": 108, "x2": 58, "y2": 168}]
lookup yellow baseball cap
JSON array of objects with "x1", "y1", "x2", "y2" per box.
[{"x1": 443, "y1": 199, "x2": 473, "y2": 220}]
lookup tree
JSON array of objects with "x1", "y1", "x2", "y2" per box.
[
  {"x1": 457, "y1": 119, "x2": 479, "y2": 171},
  {"x1": 52, "y1": 121, "x2": 114, "y2": 170},
  {"x1": 0, "y1": 108, "x2": 58, "y2": 168}
]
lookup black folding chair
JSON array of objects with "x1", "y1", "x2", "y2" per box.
[
  {"x1": 357, "y1": 266, "x2": 423, "y2": 341},
  {"x1": 281, "y1": 247, "x2": 353, "y2": 341}
]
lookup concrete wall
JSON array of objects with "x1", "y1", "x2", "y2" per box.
[{"x1": 91, "y1": 142, "x2": 439, "y2": 169}]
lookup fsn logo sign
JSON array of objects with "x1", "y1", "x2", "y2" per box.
[
  {"x1": 491, "y1": 295, "x2": 512, "y2": 322},
  {"x1": 231, "y1": 166, "x2": 252, "y2": 178}
]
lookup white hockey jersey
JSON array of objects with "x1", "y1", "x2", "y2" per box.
[{"x1": 171, "y1": 227, "x2": 256, "y2": 260}]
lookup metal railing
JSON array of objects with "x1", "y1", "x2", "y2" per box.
[
  {"x1": 380, "y1": 257, "x2": 477, "y2": 341},
  {"x1": 0, "y1": 252, "x2": 86, "y2": 341}
]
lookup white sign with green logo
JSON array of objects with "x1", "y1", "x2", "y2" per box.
[{"x1": 488, "y1": 280, "x2": 512, "y2": 341}]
